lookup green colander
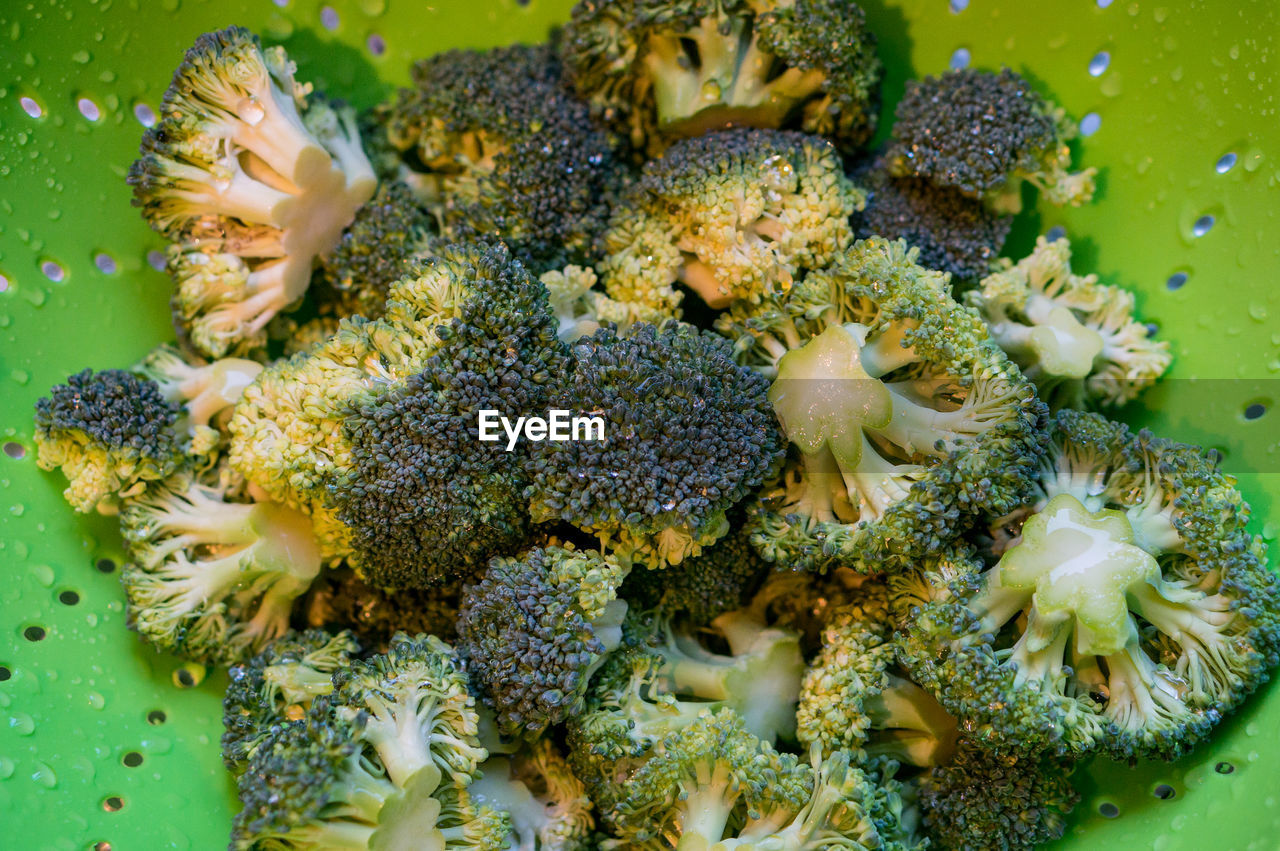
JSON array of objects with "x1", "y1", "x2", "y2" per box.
[{"x1": 1, "y1": 0, "x2": 1277, "y2": 848}]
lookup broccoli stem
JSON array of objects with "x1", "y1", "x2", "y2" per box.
[
  {"x1": 857, "y1": 323, "x2": 920, "y2": 378},
  {"x1": 675, "y1": 768, "x2": 738, "y2": 851},
  {"x1": 1128, "y1": 582, "x2": 1237, "y2": 702},
  {"x1": 264, "y1": 661, "x2": 336, "y2": 705},
  {"x1": 839, "y1": 433, "x2": 922, "y2": 521},
  {"x1": 864, "y1": 674, "x2": 959, "y2": 766}
]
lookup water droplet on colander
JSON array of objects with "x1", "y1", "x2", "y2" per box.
[
  {"x1": 1216, "y1": 152, "x2": 1238, "y2": 173},
  {"x1": 133, "y1": 102, "x2": 156, "y2": 127},
  {"x1": 10, "y1": 713, "x2": 35, "y2": 736},
  {"x1": 30, "y1": 761, "x2": 56, "y2": 788},
  {"x1": 87, "y1": 691, "x2": 105, "y2": 710},
  {"x1": 71, "y1": 50, "x2": 91, "y2": 64},
  {"x1": 1192, "y1": 215, "x2": 1215, "y2": 237},
  {"x1": 1089, "y1": 51, "x2": 1111, "y2": 76},
  {"x1": 0, "y1": 757, "x2": 13, "y2": 779},
  {"x1": 360, "y1": 0, "x2": 388, "y2": 13},
  {"x1": 236, "y1": 97, "x2": 266, "y2": 126},
  {"x1": 29, "y1": 563, "x2": 52, "y2": 586},
  {"x1": 949, "y1": 48, "x2": 970, "y2": 70}
]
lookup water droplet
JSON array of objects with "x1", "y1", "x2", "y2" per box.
[
  {"x1": 1217, "y1": 152, "x2": 1238, "y2": 173},
  {"x1": 1079, "y1": 112, "x2": 1102, "y2": 136},
  {"x1": 1089, "y1": 52, "x2": 1110, "y2": 76},
  {"x1": 87, "y1": 691, "x2": 105, "y2": 710},
  {"x1": 71, "y1": 50, "x2": 91, "y2": 64},
  {"x1": 360, "y1": 0, "x2": 387, "y2": 13},
  {"x1": 9, "y1": 712, "x2": 35, "y2": 735},
  {"x1": 0, "y1": 756, "x2": 13, "y2": 779},
  {"x1": 133, "y1": 102, "x2": 156, "y2": 127},
  {"x1": 1249, "y1": 303, "x2": 1268, "y2": 322},
  {"x1": 700, "y1": 80, "x2": 722, "y2": 101},
  {"x1": 9, "y1": 503, "x2": 25, "y2": 517},
  {"x1": 320, "y1": 6, "x2": 340, "y2": 29},
  {"x1": 19, "y1": 96, "x2": 42, "y2": 118},
  {"x1": 30, "y1": 761, "x2": 56, "y2": 788},
  {"x1": 950, "y1": 48, "x2": 970, "y2": 70},
  {"x1": 236, "y1": 97, "x2": 265, "y2": 126},
  {"x1": 29, "y1": 564, "x2": 53, "y2": 587},
  {"x1": 1192, "y1": 215, "x2": 1215, "y2": 237}
]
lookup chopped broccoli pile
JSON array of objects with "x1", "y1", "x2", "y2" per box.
[{"x1": 34, "y1": 12, "x2": 1280, "y2": 851}]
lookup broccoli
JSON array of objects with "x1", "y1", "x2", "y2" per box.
[
  {"x1": 135, "y1": 344, "x2": 265, "y2": 454},
  {"x1": 716, "y1": 237, "x2": 1046, "y2": 573},
  {"x1": 469, "y1": 739, "x2": 596, "y2": 851},
  {"x1": 316, "y1": 180, "x2": 434, "y2": 319},
  {"x1": 222, "y1": 629, "x2": 361, "y2": 773},
  {"x1": 898, "y1": 410, "x2": 1280, "y2": 761},
  {"x1": 883, "y1": 68, "x2": 1096, "y2": 214},
  {"x1": 797, "y1": 601, "x2": 958, "y2": 769},
  {"x1": 567, "y1": 604, "x2": 804, "y2": 814},
  {"x1": 966, "y1": 235, "x2": 1173, "y2": 409},
  {"x1": 127, "y1": 27, "x2": 376, "y2": 358},
  {"x1": 119, "y1": 473, "x2": 323, "y2": 665},
  {"x1": 330, "y1": 245, "x2": 568, "y2": 588},
  {"x1": 229, "y1": 242, "x2": 567, "y2": 577},
  {"x1": 916, "y1": 741, "x2": 1080, "y2": 851},
  {"x1": 852, "y1": 165, "x2": 1012, "y2": 283},
  {"x1": 34, "y1": 368, "x2": 185, "y2": 513},
  {"x1": 598, "y1": 129, "x2": 864, "y2": 317},
  {"x1": 458, "y1": 545, "x2": 630, "y2": 740},
  {"x1": 303, "y1": 566, "x2": 464, "y2": 648},
  {"x1": 540, "y1": 265, "x2": 649, "y2": 344},
  {"x1": 620, "y1": 518, "x2": 771, "y2": 626},
  {"x1": 525, "y1": 321, "x2": 785, "y2": 567},
  {"x1": 747, "y1": 564, "x2": 889, "y2": 655},
  {"x1": 560, "y1": 0, "x2": 882, "y2": 155},
  {"x1": 600, "y1": 708, "x2": 918, "y2": 850},
  {"x1": 232, "y1": 633, "x2": 508, "y2": 849},
  {"x1": 376, "y1": 42, "x2": 620, "y2": 273}
]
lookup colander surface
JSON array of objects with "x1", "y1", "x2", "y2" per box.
[{"x1": 1, "y1": 1, "x2": 1277, "y2": 848}]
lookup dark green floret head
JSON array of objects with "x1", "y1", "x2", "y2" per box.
[
  {"x1": 458, "y1": 545, "x2": 630, "y2": 740},
  {"x1": 34, "y1": 368, "x2": 183, "y2": 513},
  {"x1": 525, "y1": 321, "x2": 786, "y2": 567}
]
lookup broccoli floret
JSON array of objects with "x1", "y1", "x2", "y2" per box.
[
  {"x1": 232, "y1": 633, "x2": 508, "y2": 849},
  {"x1": 458, "y1": 545, "x2": 630, "y2": 740},
  {"x1": 525, "y1": 322, "x2": 785, "y2": 567},
  {"x1": 328, "y1": 245, "x2": 568, "y2": 588},
  {"x1": 601, "y1": 708, "x2": 917, "y2": 850},
  {"x1": 797, "y1": 602, "x2": 958, "y2": 769},
  {"x1": 34, "y1": 368, "x2": 184, "y2": 513},
  {"x1": 883, "y1": 68, "x2": 1096, "y2": 214},
  {"x1": 303, "y1": 566, "x2": 464, "y2": 649},
  {"x1": 376, "y1": 43, "x2": 620, "y2": 273},
  {"x1": 230, "y1": 242, "x2": 566, "y2": 577},
  {"x1": 716, "y1": 237, "x2": 1046, "y2": 573},
  {"x1": 560, "y1": 0, "x2": 882, "y2": 155},
  {"x1": 899, "y1": 410, "x2": 1280, "y2": 761},
  {"x1": 119, "y1": 473, "x2": 323, "y2": 665},
  {"x1": 966, "y1": 235, "x2": 1173, "y2": 409},
  {"x1": 852, "y1": 166, "x2": 1012, "y2": 283},
  {"x1": 747, "y1": 564, "x2": 890, "y2": 655},
  {"x1": 316, "y1": 180, "x2": 434, "y2": 319},
  {"x1": 469, "y1": 739, "x2": 596, "y2": 851},
  {"x1": 540, "y1": 265, "x2": 651, "y2": 344},
  {"x1": 567, "y1": 604, "x2": 804, "y2": 807},
  {"x1": 621, "y1": 519, "x2": 771, "y2": 626},
  {"x1": 222, "y1": 628, "x2": 360, "y2": 773},
  {"x1": 598, "y1": 129, "x2": 864, "y2": 316},
  {"x1": 128, "y1": 27, "x2": 376, "y2": 358},
  {"x1": 916, "y1": 740, "x2": 1080, "y2": 851}
]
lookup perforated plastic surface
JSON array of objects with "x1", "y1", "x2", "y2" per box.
[{"x1": 0, "y1": 1, "x2": 1277, "y2": 848}]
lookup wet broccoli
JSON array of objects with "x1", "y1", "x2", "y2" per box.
[
  {"x1": 598, "y1": 128, "x2": 864, "y2": 317},
  {"x1": 128, "y1": 27, "x2": 376, "y2": 357},
  {"x1": 376, "y1": 42, "x2": 621, "y2": 273},
  {"x1": 883, "y1": 68, "x2": 1096, "y2": 214},
  {"x1": 525, "y1": 322, "x2": 785, "y2": 567},
  {"x1": 560, "y1": 0, "x2": 882, "y2": 155}
]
